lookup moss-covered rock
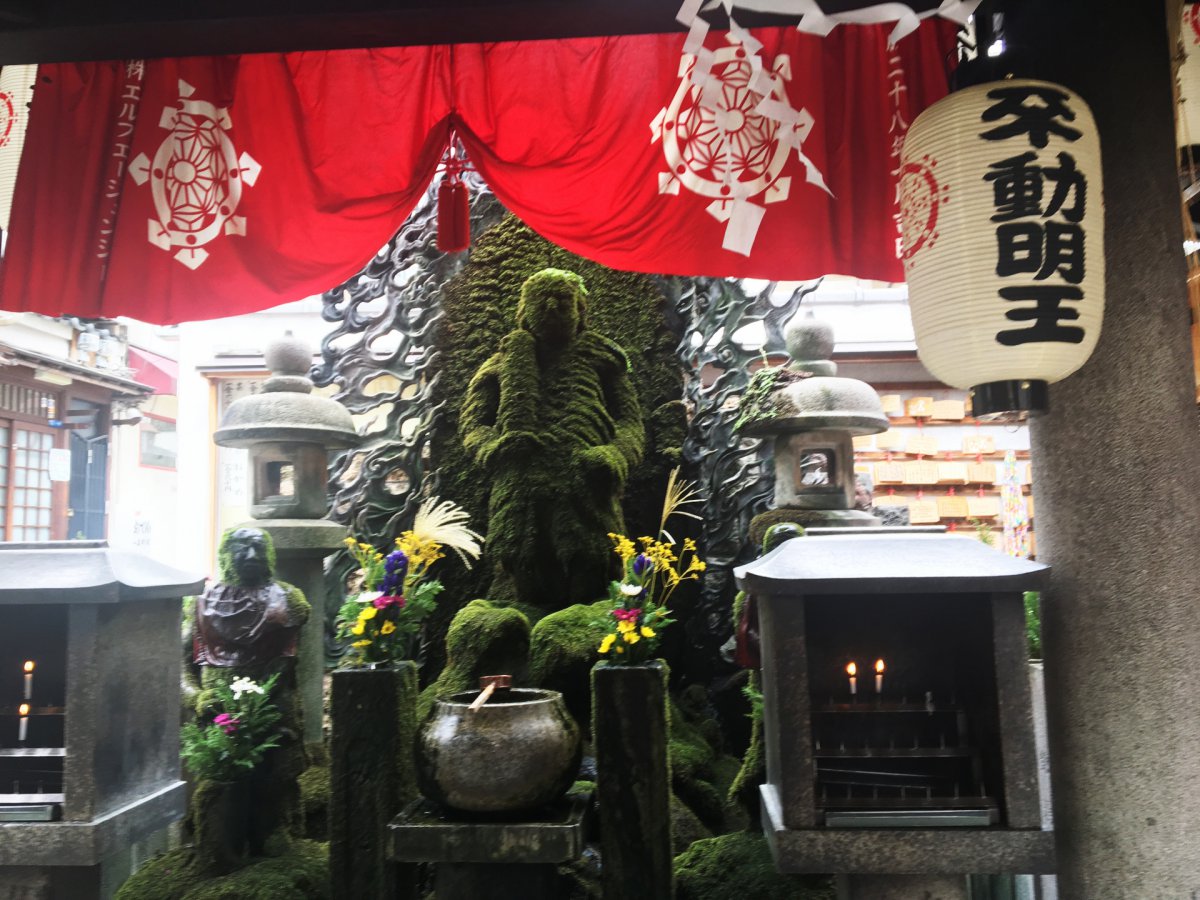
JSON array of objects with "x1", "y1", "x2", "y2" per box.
[
  {"x1": 674, "y1": 833, "x2": 835, "y2": 900},
  {"x1": 417, "y1": 599, "x2": 531, "y2": 719},
  {"x1": 529, "y1": 600, "x2": 609, "y2": 729},
  {"x1": 671, "y1": 793, "x2": 713, "y2": 854},
  {"x1": 669, "y1": 695, "x2": 746, "y2": 836},
  {"x1": 115, "y1": 841, "x2": 329, "y2": 900},
  {"x1": 298, "y1": 755, "x2": 330, "y2": 842}
]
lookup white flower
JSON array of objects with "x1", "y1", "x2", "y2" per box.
[
  {"x1": 357, "y1": 590, "x2": 383, "y2": 605},
  {"x1": 619, "y1": 583, "x2": 643, "y2": 598},
  {"x1": 410, "y1": 496, "x2": 484, "y2": 569},
  {"x1": 230, "y1": 677, "x2": 264, "y2": 699}
]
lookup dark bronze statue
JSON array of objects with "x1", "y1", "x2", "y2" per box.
[{"x1": 194, "y1": 528, "x2": 306, "y2": 667}]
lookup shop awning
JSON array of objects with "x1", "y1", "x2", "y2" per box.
[{"x1": 127, "y1": 347, "x2": 178, "y2": 396}]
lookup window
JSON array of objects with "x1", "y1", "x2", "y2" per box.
[
  {"x1": 139, "y1": 416, "x2": 177, "y2": 469},
  {"x1": 4, "y1": 426, "x2": 55, "y2": 542}
]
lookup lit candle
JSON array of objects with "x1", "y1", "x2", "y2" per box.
[
  {"x1": 17, "y1": 703, "x2": 29, "y2": 742},
  {"x1": 22, "y1": 661, "x2": 34, "y2": 700},
  {"x1": 874, "y1": 658, "x2": 885, "y2": 694},
  {"x1": 846, "y1": 661, "x2": 857, "y2": 696}
]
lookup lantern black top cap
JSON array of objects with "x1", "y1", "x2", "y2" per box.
[{"x1": 968, "y1": 379, "x2": 1048, "y2": 421}]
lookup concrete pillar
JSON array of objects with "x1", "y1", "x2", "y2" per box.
[
  {"x1": 836, "y1": 875, "x2": 967, "y2": 900},
  {"x1": 1011, "y1": 3, "x2": 1200, "y2": 897}
]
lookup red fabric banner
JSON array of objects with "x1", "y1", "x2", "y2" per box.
[{"x1": 1, "y1": 24, "x2": 956, "y2": 324}]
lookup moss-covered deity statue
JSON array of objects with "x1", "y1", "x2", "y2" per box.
[{"x1": 461, "y1": 268, "x2": 645, "y2": 612}]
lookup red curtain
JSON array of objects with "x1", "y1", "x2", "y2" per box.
[{"x1": 0, "y1": 23, "x2": 957, "y2": 324}]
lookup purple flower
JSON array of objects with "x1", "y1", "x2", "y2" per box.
[
  {"x1": 632, "y1": 554, "x2": 653, "y2": 577},
  {"x1": 380, "y1": 549, "x2": 408, "y2": 595}
]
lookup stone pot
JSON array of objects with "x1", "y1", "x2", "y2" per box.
[{"x1": 417, "y1": 687, "x2": 582, "y2": 814}]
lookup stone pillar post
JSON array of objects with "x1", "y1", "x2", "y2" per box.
[
  {"x1": 592, "y1": 662, "x2": 673, "y2": 900},
  {"x1": 261, "y1": 521, "x2": 346, "y2": 747},
  {"x1": 1011, "y1": 3, "x2": 1200, "y2": 897},
  {"x1": 329, "y1": 664, "x2": 420, "y2": 900}
]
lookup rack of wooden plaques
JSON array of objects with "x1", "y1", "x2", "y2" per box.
[{"x1": 851, "y1": 390, "x2": 1036, "y2": 554}]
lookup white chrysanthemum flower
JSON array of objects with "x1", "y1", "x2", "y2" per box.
[
  {"x1": 411, "y1": 496, "x2": 484, "y2": 569},
  {"x1": 230, "y1": 676, "x2": 264, "y2": 699},
  {"x1": 619, "y1": 583, "x2": 643, "y2": 597},
  {"x1": 357, "y1": 590, "x2": 383, "y2": 605}
]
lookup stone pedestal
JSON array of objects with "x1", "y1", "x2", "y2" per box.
[
  {"x1": 389, "y1": 795, "x2": 591, "y2": 900},
  {"x1": 255, "y1": 517, "x2": 347, "y2": 747},
  {"x1": 330, "y1": 664, "x2": 420, "y2": 900},
  {"x1": 592, "y1": 662, "x2": 672, "y2": 900}
]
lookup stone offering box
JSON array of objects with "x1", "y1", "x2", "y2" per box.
[
  {"x1": 0, "y1": 542, "x2": 203, "y2": 899},
  {"x1": 735, "y1": 528, "x2": 1055, "y2": 875}
]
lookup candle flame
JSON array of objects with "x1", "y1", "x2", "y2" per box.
[
  {"x1": 846, "y1": 662, "x2": 857, "y2": 676},
  {"x1": 22, "y1": 661, "x2": 33, "y2": 673},
  {"x1": 18, "y1": 703, "x2": 29, "y2": 716},
  {"x1": 875, "y1": 659, "x2": 885, "y2": 674}
]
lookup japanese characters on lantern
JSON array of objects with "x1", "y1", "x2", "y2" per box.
[{"x1": 898, "y1": 79, "x2": 1104, "y2": 414}]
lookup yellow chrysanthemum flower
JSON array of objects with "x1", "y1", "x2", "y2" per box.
[
  {"x1": 640, "y1": 626, "x2": 655, "y2": 639},
  {"x1": 599, "y1": 633, "x2": 616, "y2": 654},
  {"x1": 617, "y1": 619, "x2": 636, "y2": 634},
  {"x1": 380, "y1": 620, "x2": 396, "y2": 635},
  {"x1": 351, "y1": 622, "x2": 365, "y2": 636},
  {"x1": 622, "y1": 630, "x2": 641, "y2": 644},
  {"x1": 359, "y1": 606, "x2": 378, "y2": 621},
  {"x1": 351, "y1": 640, "x2": 371, "y2": 649}
]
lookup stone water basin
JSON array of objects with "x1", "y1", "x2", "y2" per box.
[{"x1": 417, "y1": 688, "x2": 582, "y2": 814}]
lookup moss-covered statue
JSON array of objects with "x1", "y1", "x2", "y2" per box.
[
  {"x1": 192, "y1": 527, "x2": 310, "y2": 866},
  {"x1": 461, "y1": 268, "x2": 645, "y2": 611}
]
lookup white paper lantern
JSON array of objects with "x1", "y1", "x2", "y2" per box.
[
  {"x1": 898, "y1": 78, "x2": 1104, "y2": 417},
  {"x1": 1178, "y1": 5, "x2": 1200, "y2": 149},
  {"x1": 0, "y1": 64, "x2": 36, "y2": 233}
]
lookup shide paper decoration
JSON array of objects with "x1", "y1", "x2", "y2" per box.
[{"x1": 899, "y1": 78, "x2": 1105, "y2": 418}]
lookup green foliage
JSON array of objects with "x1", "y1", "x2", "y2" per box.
[
  {"x1": 181, "y1": 674, "x2": 282, "y2": 783},
  {"x1": 971, "y1": 518, "x2": 996, "y2": 546},
  {"x1": 335, "y1": 580, "x2": 443, "y2": 666},
  {"x1": 674, "y1": 833, "x2": 836, "y2": 900},
  {"x1": 1024, "y1": 590, "x2": 1042, "y2": 659},
  {"x1": 733, "y1": 365, "x2": 784, "y2": 432}
]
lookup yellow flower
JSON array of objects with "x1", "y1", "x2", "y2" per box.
[
  {"x1": 351, "y1": 622, "x2": 365, "y2": 636},
  {"x1": 622, "y1": 630, "x2": 641, "y2": 644},
  {"x1": 617, "y1": 619, "x2": 636, "y2": 634},
  {"x1": 615, "y1": 644, "x2": 625, "y2": 654},
  {"x1": 380, "y1": 620, "x2": 396, "y2": 635},
  {"x1": 682, "y1": 537, "x2": 697, "y2": 552},
  {"x1": 351, "y1": 640, "x2": 371, "y2": 649},
  {"x1": 359, "y1": 606, "x2": 378, "y2": 621},
  {"x1": 599, "y1": 633, "x2": 616, "y2": 654},
  {"x1": 343, "y1": 537, "x2": 357, "y2": 547},
  {"x1": 609, "y1": 532, "x2": 636, "y2": 565},
  {"x1": 640, "y1": 626, "x2": 656, "y2": 639}
]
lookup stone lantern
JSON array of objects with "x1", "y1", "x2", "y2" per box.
[
  {"x1": 739, "y1": 314, "x2": 889, "y2": 536},
  {"x1": 214, "y1": 333, "x2": 360, "y2": 745}
]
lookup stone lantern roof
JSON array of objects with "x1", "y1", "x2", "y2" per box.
[
  {"x1": 214, "y1": 333, "x2": 359, "y2": 449},
  {"x1": 737, "y1": 314, "x2": 889, "y2": 439}
]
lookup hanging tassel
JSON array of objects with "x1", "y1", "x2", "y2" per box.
[{"x1": 437, "y1": 141, "x2": 471, "y2": 253}]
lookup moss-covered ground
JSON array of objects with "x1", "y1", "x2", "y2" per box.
[
  {"x1": 674, "y1": 833, "x2": 836, "y2": 900},
  {"x1": 115, "y1": 841, "x2": 329, "y2": 900}
]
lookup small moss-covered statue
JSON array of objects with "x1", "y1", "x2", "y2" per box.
[
  {"x1": 193, "y1": 527, "x2": 310, "y2": 866},
  {"x1": 461, "y1": 269, "x2": 645, "y2": 611}
]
